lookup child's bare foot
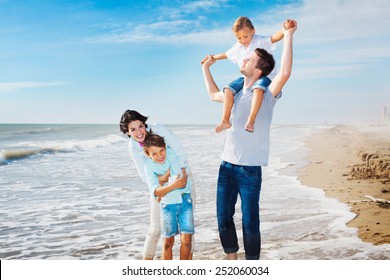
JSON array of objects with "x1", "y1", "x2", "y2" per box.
[
  {"x1": 244, "y1": 120, "x2": 254, "y2": 133},
  {"x1": 215, "y1": 121, "x2": 231, "y2": 133}
]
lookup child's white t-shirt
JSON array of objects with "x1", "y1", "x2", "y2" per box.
[{"x1": 226, "y1": 34, "x2": 277, "y2": 79}]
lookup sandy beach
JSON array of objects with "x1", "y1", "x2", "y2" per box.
[{"x1": 299, "y1": 123, "x2": 390, "y2": 245}]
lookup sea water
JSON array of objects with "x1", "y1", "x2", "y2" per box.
[{"x1": 0, "y1": 124, "x2": 389, "y2": 260}]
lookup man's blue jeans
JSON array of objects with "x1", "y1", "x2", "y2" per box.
[{"x1": 217, "y1": 161, "x2": 262, "y2": 260}]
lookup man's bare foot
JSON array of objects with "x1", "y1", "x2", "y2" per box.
[
  {"x1": 215, "y1": 121, "x2": 231, "y2": 133},
  {"x1": 226, "y1": 252, "x2": 238, "y2": 260},
  {"x1": 244, "y1": 120, "x2": 254, "y2": 133}
]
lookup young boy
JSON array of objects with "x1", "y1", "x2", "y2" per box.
[
  {"x1": 143, "y1": 134, "x2": 194, "y2": 260},
  {"x1": 201, "y1": 16, "x2": 284, "y2": 133}
]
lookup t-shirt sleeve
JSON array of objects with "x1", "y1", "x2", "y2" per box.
[
  {"x1": 129, "y1": 143, "x2": 147, "y2": 183},
  {"x1": 255, "y1": 35, "x2": 276, "y2": 53},
  {"x1": 264, "y1": 87, "x2": 282, "y2": 107},
  {"x1": 144, "y1": 164, "x2": 159, "y2": 198},
  {"x1": 154, "y1": 124, "x2": 188, "y2": 169},
  {"x1": 226, "y1": 43, "x2": 240, "y2": 65},
  {"x1": 167, "y1": 148, "x2": 182, "y2": 178}
]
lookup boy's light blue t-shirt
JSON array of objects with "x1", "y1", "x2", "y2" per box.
[
  {"x1": 144, "y1": 147, "x2": 192, "y2": 204},
  {"x1": 129, "y1": 123, "x2": 188, "y2": 185}
]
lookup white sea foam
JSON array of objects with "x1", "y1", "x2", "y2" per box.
[
  {"x1": 0, "y1": 134, "x2": 126, "y2": 165},
  {"x1": 0, "y1": 124, "x2": 389, "y2": 260}
]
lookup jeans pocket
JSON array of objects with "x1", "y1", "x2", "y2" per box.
[
  {"x1": 182, "y1": 194, "x2": 192, "y2": 206},
  {"x1": 160, "y1": 202, "x2": 168, "y2": 209},
  {"x1": 239, "y1": 165, "x2": 259, "y2": 177}
]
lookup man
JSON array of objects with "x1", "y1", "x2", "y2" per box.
[{"x1": 201, "y1": 19, "x2": 297, "y2": 260}]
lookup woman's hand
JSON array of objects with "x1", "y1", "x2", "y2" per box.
[
  {"x1": 158, "y1": 169, "x2": 170, "y2": 186},
  {"x1": 173, "y1": 174, "x2": 187, "y2": 189},
  {"x1": 181, "y1": 168, "x2": 187, "y2": 178}
]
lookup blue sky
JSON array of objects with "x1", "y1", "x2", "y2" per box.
[{"x1": 0, "y1": 0, "x2": 389, "y2": 125}]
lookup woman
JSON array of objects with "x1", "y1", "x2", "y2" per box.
[{"x1": 119, "y1": 109, "x2": 195, "y2": 260}]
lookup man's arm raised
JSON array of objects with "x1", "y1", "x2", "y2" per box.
[
  {"x1": 202, "y1": 55, "x2": 224, "y2": 103},
  {"x1": 269, "y1": 20, "x2": 297, "y2": 97}
]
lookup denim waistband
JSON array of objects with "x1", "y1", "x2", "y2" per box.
[{"x1": 221, "y1": 161, "x2": 260, "y2": 168}]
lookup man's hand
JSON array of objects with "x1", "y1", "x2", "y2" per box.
[
  {"x1": 269, "y1": 19, "x2": 297, "y2": 97},
  {"x1": 202, "y1": 55, "x2": 217, "y2": 68},
  {"x1": 201, "y1": 55, "x2": 215, "y2": 64},
  {"x1": 202, "y1": 53, "x2": 224, "y2": 102}
]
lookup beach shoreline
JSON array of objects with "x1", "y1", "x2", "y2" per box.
[{"x1": 298, "y1": 123, "x2": 390, "y2": 245}]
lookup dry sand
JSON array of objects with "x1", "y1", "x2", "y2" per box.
[{"x1": 299, "y1": 123, "x2": 390, "y2": 245}]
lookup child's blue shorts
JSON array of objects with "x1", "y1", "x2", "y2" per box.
[{"x1": 160, "y1": 193, "x2": 195, "y2": 238}]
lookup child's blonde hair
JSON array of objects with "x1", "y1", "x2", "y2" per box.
[{"x1": 232, "y1": 16, "x2": 255, "y2": 32}]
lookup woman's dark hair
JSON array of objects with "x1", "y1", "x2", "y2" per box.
[{"x1": 119, "y1": 110, "x2": 148, "y2": 135}]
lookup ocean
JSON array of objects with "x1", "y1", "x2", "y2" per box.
[{"x1": 0, "y1": 124, "x2": 389, "y2": 260}]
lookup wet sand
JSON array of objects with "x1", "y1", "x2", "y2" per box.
[{"x1": 299, "y1": 124, "x2": 390, "y2": 245}]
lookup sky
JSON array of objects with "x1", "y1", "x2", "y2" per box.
[{"x1": 0, "y1": 0, "x2": 389, "y2": 125}]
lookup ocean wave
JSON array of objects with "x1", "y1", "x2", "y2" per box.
[
  {"x1": 0, "y1": 125, "x2": 64, "y2": 139},
  {"x1": 0, "y1": 148, "x2": 59, "y2": 164},
  {"x1": 0, "y1": 134, "x2": 126, "y2": 165}
]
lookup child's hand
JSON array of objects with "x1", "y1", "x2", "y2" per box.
[
  {"x1": 283, "y1": 19, "x2": 296, "y2": 30},
  {"x1": 283, "y1": 19, "x2": 297, "y2": 34},
  {"x1": 158, "y1": 168, "x2": 170, "y2": 186},
  {"x1": 201, "y1": 55, "x2": 214, "y2": 64},
  {"x1": 202, "y1": 55, "x2": 216, "y2": 68}
]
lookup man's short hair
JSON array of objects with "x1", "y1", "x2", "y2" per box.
[{"x1": 254, "y1": 48, "x2": 275, "y2": 77}]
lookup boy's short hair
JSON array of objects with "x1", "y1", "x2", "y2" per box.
[
  {"x1": 143, "y1": 134, "x2": 166, "y2": 152},
  {"x1": 233, "y1": 16, "x2": 255, "y2": 32},
  {"x1": 254, "y1": 48, "x2": 275, "y2": 77}
]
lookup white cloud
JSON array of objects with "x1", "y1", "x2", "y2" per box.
[
  {"x1": 90, "y1": 0, "x2": 390, "y2": 44},
  {"x1": 181, "y1": 0, "x2": 229, "y2": 12},
  {"x1": 264, "y1": 0, "x2": 390, "y2": 80},
  {"x1": 295, "y1": 0, "x2": 390, "y2": 44},
  {"x1": 88, "y1": 0, "x2": 390, "y2": 80},
  {"x1": 160, "y1": 0, "x2": 230, "y2": 19},
  {"x1": 0, "y1": 81, "x2": 68, "y2": 93},
  {"x1": 89, "y1": 22, "x2": 231, "y2": 45},
  {"x1": 87, "y1": 0, "x2": 232, "y2": 45}
]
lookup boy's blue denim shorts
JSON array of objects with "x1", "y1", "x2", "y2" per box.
[
  {"x1": 160, "y1": 193, "x2": 195, "y2": 238},
  {"x1": 224, "y1": 76, "x2": 271, "y2": 95}
]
